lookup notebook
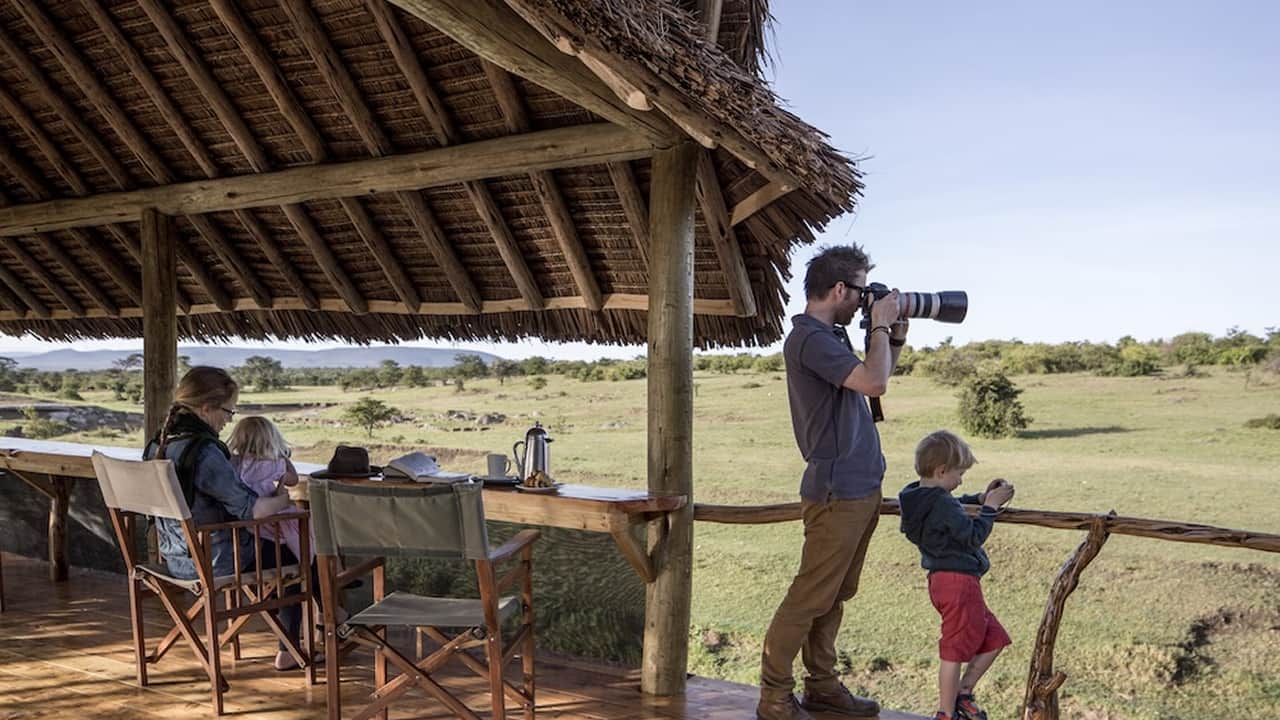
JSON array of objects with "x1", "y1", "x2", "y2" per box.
[{"x1": 381, "y1": 451, "x2": 473, "y2": 483}]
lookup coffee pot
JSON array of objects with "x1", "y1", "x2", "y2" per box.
[{"x1": 512, "y1": 422, "x2": 552, "y2": 480}]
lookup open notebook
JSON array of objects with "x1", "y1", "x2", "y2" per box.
[{"x1": 381, "y1": 451, "x2": 473, "y2": 483}]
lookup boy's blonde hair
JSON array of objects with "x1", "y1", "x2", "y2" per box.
[
  {"x1": 227, "y1": 416, "x2": 290, "y2": 460},
  {"x1": 914, "y1": 430, "x2": 976, "y2": 478}
]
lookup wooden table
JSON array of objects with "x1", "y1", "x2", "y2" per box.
[{"x1": 0, "y1": 438, "x2": 684, "y2": 583}]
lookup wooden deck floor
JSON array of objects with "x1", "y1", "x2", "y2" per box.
[{"x1": 0, "y1": 553, "x2": 924, "y2": 719}]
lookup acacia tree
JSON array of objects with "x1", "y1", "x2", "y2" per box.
[
  {"x1": 344, "y1": 397, "x2": 399, "y2": 437},
  {"x1": 240, "y1": 355, "x2": 288, "y2": 392}
]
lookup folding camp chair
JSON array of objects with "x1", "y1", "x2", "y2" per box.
[
  {"x1": 91, "y1": 451, "x2": 315, "y2": 715},
  {"x1": 310, "y1": 479, "x2": 538, "y2": 720}
]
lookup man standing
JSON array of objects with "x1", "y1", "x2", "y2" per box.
[{"x1": 757, "y1": 245, "x2": 908, "y2": 720}]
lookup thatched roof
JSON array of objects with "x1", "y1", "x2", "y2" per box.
[{"x1": 0, "y1": 0, "x2": 861, "y2": 347}]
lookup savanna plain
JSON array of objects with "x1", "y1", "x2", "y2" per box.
[{"x1": 48, "y1": 367, "x2": 1280, "y2": 720}]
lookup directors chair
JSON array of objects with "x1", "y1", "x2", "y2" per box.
[
  {"x1": 91, "y1": 451, "x2": 315, "y2": 715},
  {"x1": 310, "y1": 478, "x2": 539, "y2": 720}
]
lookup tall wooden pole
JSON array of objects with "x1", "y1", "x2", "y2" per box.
[
  {"x1": 141, "y1": 208, "x2": 176, "y2": 443},
  {"x1": 642, "y1": 141, "x2": 699, "y2": 695}
]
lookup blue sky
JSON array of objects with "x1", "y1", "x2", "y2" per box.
[{"x1": 2, "y1": 1, "x2": 1275, "y2": 360}]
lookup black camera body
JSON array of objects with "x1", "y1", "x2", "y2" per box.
[{"x1": 858, "y1": 282, "x2": 967, "y2": 328}]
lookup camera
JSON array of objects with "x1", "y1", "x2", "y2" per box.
[{"x1": 859, "y1": 282, "x2": 967, "y2": 326}]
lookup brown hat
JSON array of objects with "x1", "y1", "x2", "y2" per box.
[{"x1": 310, "y1": 445, "x2": 382, "y2": 479}]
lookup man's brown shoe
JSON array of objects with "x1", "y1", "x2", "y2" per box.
[
  {"x1": 756, "y1": 693, "x2": 815, "y2": 720},
  {"x1": 801, "y1": 684, "x2": 880, "y2": 717}
]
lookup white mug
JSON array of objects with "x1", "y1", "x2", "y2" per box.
[{"x1": 486, "y1": 453, "x2": 512, "y2": 478}]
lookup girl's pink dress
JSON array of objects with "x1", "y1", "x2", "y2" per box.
[{"x1": 232, "y1": 455, "x2": 308, "y2": 564}]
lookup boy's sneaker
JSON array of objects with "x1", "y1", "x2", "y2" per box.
[{"x1": 954, "y1": 693, "x2": 988, "y2": 720}]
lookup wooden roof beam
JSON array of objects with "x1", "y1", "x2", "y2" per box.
[
  {"x1": 0, "y1": 123, "x2": 655, "y2": 235},
  {"x1": 0, "y1": 240, "x2": 82, "y2": 316},
  {"x1": 695, "y1": 152, "x2": 756, "y2": 317},
  {"x1": 0, "y1": 27, "x2": 189, "y2": 311},
  {"x1": 388, "y1": 0, "x2": 679, "y2": 146},
  {"x1": 76, "y1": 0, "x2": 277, "y2": 311},
  {"x1": 15, "y1": 2, "x2": 253, "y2": 312},
  {"x1": 0, "y1": 293, "x2": 739, "y2": 322},
  {"x1": 483, "y1": 62, "x2": 602, "y2": 311},
  {"x1": 606, "y1": 161, "x2": 651, "y2": 271},
  {"x1": 0, "y1": 141, "x2": 129, "y2": 315},
  {"x1": 281, "y1": 0, "x2": 475, "y2": 313},
  {"x1": 135, "y1": 0, "x2": 326, "y2": 312},
  {"x1": 368, "y1": 1, "x2": 543, "y2": 311}
]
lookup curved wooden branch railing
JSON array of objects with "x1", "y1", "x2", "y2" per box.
[{"x1": 693, "y1": 500, "x2": 1280, "y2": 720}]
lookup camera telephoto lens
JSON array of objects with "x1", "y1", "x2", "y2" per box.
[{"x1": 861, "y1": 283, "x2": 968, "y2": 325}]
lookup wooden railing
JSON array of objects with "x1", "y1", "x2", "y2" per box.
[{"x1": 693, "y1": 500, "x2": 1280, "y2": 720}]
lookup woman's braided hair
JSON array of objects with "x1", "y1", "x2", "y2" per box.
[{"x1": 156, "y1": 366, "x2": 239, "y2": 455}]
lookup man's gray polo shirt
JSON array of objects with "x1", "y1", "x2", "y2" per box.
[{"x1": 783, "y1": 313, "x2": 885, "y2": 502}]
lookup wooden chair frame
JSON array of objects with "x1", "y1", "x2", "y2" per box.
[
  {"x1": 316, "y1": 528, "x2": 540, "y2": 720},
  {"x1": 94, "y1": 454, "x2": 315, "y2": 715}
]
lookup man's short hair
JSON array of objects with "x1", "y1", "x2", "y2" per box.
[
  {"x1": 804, "y1": 245, "x2": 874, "y2": 299},
  {"x1": 915, "y1": 430, "x2": 977, "y2": 478}
]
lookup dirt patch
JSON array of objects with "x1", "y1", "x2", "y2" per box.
[{"x1": 1169, "y1": 606, "x2": 1280, "y2": 685}]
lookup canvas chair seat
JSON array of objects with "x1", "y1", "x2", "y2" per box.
[
  {"x1": 346, "y1": 590, "x2": 519, "y2": 631},
  {"x1": 134, "y1": 562, "x2": 302, "y2": 594}
]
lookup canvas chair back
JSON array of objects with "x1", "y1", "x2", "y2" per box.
[
  {"x1": 92, "y1": 451, "x2": 191, "y2": 521},
  {"x1": 310, "y1": 480, "x2": 489, "y2": 560}
]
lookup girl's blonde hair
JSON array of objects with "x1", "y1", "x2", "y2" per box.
[
  {"x1": 227, "y1": 416, "x2": 291, "y2": 460},
  {"x1": 914, "y1": 429, "x2": 977, "y2": 478}
]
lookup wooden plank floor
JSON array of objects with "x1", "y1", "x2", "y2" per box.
[{"x1": 0, "y1": 553, "x2": 925, "y2": 719}]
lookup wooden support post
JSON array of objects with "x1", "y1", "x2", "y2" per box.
[
  {"x1": 1022, "y1": 515, "x2": 1112, "y2": 720},
  {"x1": 141, "y1": 209, "x2": 177, "y2": 444},
  {"x1": 641, "y1": 141, "x2": 699, "y2": 696},
  {"x1": 48, "y1": 476, "x2": 70, "y2": 582}
]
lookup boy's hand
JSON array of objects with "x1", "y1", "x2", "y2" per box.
[{"x1": 983, "y1": 479, "x2": 1014, "y2": 509}]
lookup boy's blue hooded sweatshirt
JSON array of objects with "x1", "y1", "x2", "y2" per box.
[{"x1": 898, "y1": 481, "x2": 998, "y2": 576}]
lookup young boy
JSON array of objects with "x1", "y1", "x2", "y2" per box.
[{"x1": 899, "y1": 430, "x2": 1015, "y2": 720}]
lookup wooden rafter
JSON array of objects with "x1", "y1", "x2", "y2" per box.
[
  {"x1": 388, "y1": 0, "x2": 679, "y2": 145},
  {"x1": 280, "y1": 0, "x2": 476, "y2": 313},
  {"x1": 695, "y1": 152, "x2": 756, "y2": 317},
  {"x1": 606, "y1": 161, "x2": 651, "y2": 270},
  {"x1": 368, "y1": 0, "x2": 544, "y2": 311},
  {"x1": 73, "y1": 0, "x2": 277, "y2": 311},
  {"x1": 0, "y1": 25, "x2": 189, "y2": 312},
  {"x1": 0, "y1": 239, "x2": 82, "y2": 315},
  {"x1": 0, "y1": 124, "x2": 655, "y2": 236},
  {"x1": 0, "y1": 141, "x2": 129, "y2": 315},
  {"x1": 482, "y1": 62, "x2": 603, "y2": 312},
  {"x1": 0, "y1": 26, "x2": 131, "y2": 187},
  {"x1": 0, "y1": 260, "x2": 49, "y2": 318},
  {"x1": 0, "y1": 294, "x2": 739, "y2": 323},
  {"x1": 730, "y1": 180, "x2": 794, "y2": 227},
  {"x1": 512, "y1": 0, "x2": 803, "y2": 192},
  {"x1": 133, "y1": 0, "x2": 329, "y2": 312},
  {"x1": 0, "y1": 84, "x2": 84, "y2": 194},
  {"x1": 15, "y1": 2, "x2": 267, "y2": 313}
]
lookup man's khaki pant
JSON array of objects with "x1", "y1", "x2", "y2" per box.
[{"x1": 759, "y1": 491, "x2": 881, "y2": 698}]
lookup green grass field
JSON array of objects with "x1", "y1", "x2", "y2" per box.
[{"x1": 41, "y1": 367, "x2": 1280, "y2": 719}]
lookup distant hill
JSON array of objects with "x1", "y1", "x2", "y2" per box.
[{"x1": 3, "y1": 347, "x2": 503, "y2": 371}]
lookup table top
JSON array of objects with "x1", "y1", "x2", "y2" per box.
[{"x1": 0, "y1": 437, "x2": 684, "y2": 532}]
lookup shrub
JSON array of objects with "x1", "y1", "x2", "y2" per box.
[
  {"x1": 1098, "y1": 344, "x2": 1162, "y2": 377},
  {"x1": 1243, "y1": 414, "x2": 1280, "y2": 430},
  {"x1": 343, "y1": 397, "x2": 399, "y2": 437},
  {"x1": 917, "y1": 349, "x2": 980, "y2": 387},
  {"x1": 957, "y1": 370, "x2": 1031, "y2": 438},
  {"x1": 21, "y1": 406, "x2": 70, "y2": 439},
  {"x1": 528, "y1": 376, "x2": 548, "y2": 391}
]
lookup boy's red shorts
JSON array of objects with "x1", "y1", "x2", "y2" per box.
[{"x1": 928, "y1": 571, "x2": 1011, "y2": 663}]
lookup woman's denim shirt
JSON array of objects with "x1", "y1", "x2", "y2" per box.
[{"x1": 143, "y1": 436, "x2": 258, "y2": 579}]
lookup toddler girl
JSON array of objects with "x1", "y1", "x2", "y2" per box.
[{"x1": 227, "y1": 416, "x2": 307, "y2": 565}]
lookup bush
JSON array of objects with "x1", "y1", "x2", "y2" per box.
[
  {"x1": 528, "y1": 376, "x2": 548, "y2": 391},
  {"x1": 1098, "y1": 344, "x2": 1162, "y2": 377},
  {"x1": 21, "y1": 406, "x2": 70, "y2": 439},
  {"x1": 957, "y1": 370, "x2": 1031, "y2": 438},
  {"x1": 1243, "y1": 414, "x2": 1280, "y2": 430},
  {"x1": 917, "y1": 349, "x2": 980, "y2": 387}
]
